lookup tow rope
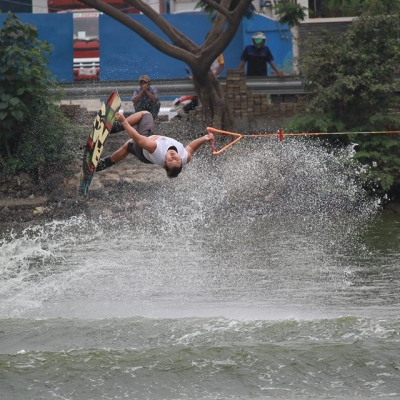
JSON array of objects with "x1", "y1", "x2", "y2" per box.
[{"x1": 206, "y1": 127, "x2": 400, "y2": 156}]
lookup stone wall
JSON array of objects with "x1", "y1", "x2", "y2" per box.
[
  {"x1": 178, "y1": 69, "x2": 303, "y2": 130},
  {"x1": 60, "y1": 70, "x2": 302, "y2": 134}
]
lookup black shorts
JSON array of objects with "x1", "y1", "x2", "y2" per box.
[{"x1": 127, "y1": 112, "x2": 154, "y2": 164}]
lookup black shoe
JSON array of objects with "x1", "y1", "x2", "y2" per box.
[
  {"x1": 96, "y1": 156, "x2": 113, "y2": 172},
  {"x1": 110, "y1": 121, "x2": 124, "y2": 134}
]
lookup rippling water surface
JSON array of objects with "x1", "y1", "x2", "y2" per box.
[{"x1": 1, "y1": 139, "x2": 399, "y2": 399}]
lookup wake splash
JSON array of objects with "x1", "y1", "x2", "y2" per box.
[
  {"x1": 136, "y1": 137, "x2": 381, "y2": 233},
  {"x1": 0, "y1": 138, "x2": 382, "y2": 318}
]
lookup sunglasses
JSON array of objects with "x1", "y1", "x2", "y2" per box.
[{"x1": 140, "y1": 80, "x2": 149, "y2": 84}]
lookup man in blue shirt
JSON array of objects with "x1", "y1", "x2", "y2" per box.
[
  {"x1": 132, "y1": 75, "x2": 161, "y2": 119},
  {"x1": 238, "y1": 32, "x2": 284, "y2": 77}
]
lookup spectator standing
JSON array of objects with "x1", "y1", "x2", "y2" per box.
[
  {"x1": 131, "y1": 75, "x2": 161, "y2": 119},
  {"x1": 238, "y1": 32, "x2": 284, "y2": 77},
  {"x1": 205, "y1": 32, "x2": 225, "y2": 78},
  {"x1": 210, "y1": 54, "x2": 225, "y2": 78}
]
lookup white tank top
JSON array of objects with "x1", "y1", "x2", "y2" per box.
[{"x1": 142, "y1": 136, "x2": 188, "y2": 166}]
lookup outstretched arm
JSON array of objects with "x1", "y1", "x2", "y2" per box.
[
  {"x1": 185, "y1": 133, "x2": 214, "y2": 162},
  {"x1": 115, "y1": 112, "x2": 157, "y2": 153},
  {"x1": 269, "y1": 61, "x2": 285, "y2": 78}
]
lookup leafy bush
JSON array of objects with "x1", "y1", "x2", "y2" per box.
[
  {"x1": 0, "y1": 12, "x2": 79, "y2": 179},
  {"x1": 319, "y1": 0, "x2": 362, "y2": 18},
  {"x1": 286, "y1": 0, "x2": 400, "y2": 199}
]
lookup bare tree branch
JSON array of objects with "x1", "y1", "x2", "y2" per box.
[
  {"x1": 200, "y1": 0, "x2": 253, "y2": 68},
  {"x1": 76, "y1": 0, "x2": 254, "y2": 128},
  {"x1": 78, "y1": 0, "x2": 199, "y2": 63},
  {"x1": 200, "y1": 0, "x2": 233, "y2": 21},
  {"x1": 78, "y1": 0, "x2": 252, "y2": 68},
  {"x1": 124, "y1": 0, "x2": 198, "y2": 48}
]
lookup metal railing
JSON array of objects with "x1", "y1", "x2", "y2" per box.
[{"x1": 58, "y1": 76, "x2": 305, "y2": 100}]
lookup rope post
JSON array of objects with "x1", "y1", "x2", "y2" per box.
[{"x1": 279, "y1": 128, "x2": 284, "y2": 142}]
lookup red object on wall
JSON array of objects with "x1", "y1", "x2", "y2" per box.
[
  {"x1": 48, "y1": 0, "x2": 138, "y2": 13},
  {"x1": 49, "y1": 0, "x2": 138, "y2": 80}
]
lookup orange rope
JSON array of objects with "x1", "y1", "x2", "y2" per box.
[
  {"x1": 242, "y1": 130, "x2": 400, "y2": 137},
  {"x1": 206, "y1": 127, "x2": 400, "y2": 156}
]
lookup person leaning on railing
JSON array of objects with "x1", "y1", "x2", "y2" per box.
[{"x1": 238, "y1": 32, "x2": 284, "y2": 78}]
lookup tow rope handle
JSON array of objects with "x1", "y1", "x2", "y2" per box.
[{"x1": 206, "y1": 127, "x2": 243, "y2": 156}]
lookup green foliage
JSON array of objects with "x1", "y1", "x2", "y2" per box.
[
  {"x1": 195, "y1": 0, "x2": 255, "y2": 20},
  {"x1": 0, "y1": 12, "x2": 79, "y2": 179},
  {"x1": 287, "y1": 0, "x2": 400, "y2": 198},
  {"x1": 273, "y1": 1, "x2": 308, "y2": 28},
  {"x1": 320, "y1": 0, "x2": 363, "y2": 18},
  {"x1": 285, "y1": 113, "x2": 346, "y2": 134},
  {"x1": 351, "y1": 133, "x2": 400, "y2": 194},
  {"x1": 6, "y1": 102, "x2": 79, "y2": 175},
  {"x1": 361, "y1": 0, "x2": 400, "y2": 15}
]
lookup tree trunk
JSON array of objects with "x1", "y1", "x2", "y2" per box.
[
  {"x1": 192, "y1": 70, "x2": 234, "y2": 130},
  {"x1": 76, "y1": 0, "x2": 252, "y2": 131}
]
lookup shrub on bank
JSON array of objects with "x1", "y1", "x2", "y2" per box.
[
  {"x1": 0, "y1": 12, "x2": 80, "y2": 181},
  {"x1": 286, "y1": 0, "x2": 400, "y2": 200}
]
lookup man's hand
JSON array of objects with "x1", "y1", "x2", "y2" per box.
[
  {"x1": 204, "y1": 132, "x2": 214, "y2": 142},
  {"x1": 115, "y1": 112, "x2": 125, "y2": 123}
]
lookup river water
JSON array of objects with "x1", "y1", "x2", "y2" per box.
[{"x1": 1, "y1": 138, "x2": 399, "y2": 399}]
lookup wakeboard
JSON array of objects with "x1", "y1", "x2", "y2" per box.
[{"x1": 79, "y1": 91, "x2": 121, "y2": 196}]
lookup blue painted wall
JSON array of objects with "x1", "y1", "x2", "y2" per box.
[
  {"x1": 0, "y1": 12, "x2": 292, "y2": 83},
  {"x1": 100, "y1": 12, "x2": 246, "y2": 80},
  {"x1": 0, "y1": 13, "x2": 74, "y2": 82},
  {"x1": 101, "y1": 13, "x2": 292, "y2": 80}
]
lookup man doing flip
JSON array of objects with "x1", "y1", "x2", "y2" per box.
[{"x1": 96, "y1": 111, "x2": 214, "y2": 178}]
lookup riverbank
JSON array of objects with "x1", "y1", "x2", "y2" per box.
[
  {"x1": 1, "y1": 103, "x2": 400, "y2": 224},
  {"x1": 0, "y1": 121, "x2": 197, "y2": 224}
]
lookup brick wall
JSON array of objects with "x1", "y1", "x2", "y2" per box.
[{"x1": 187, "y1": 69, "x2": 304, "y2": 122}]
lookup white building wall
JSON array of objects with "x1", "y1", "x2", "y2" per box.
[
  {"x1": 143, "y1": 0, "x2": 162, "y2": 13},
  {"x1": 169, "y1": 0, "x2": 198, "y2": 13},
  {"x1": 32, "y1": 0, "x2": 49, "y2": 13}
]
